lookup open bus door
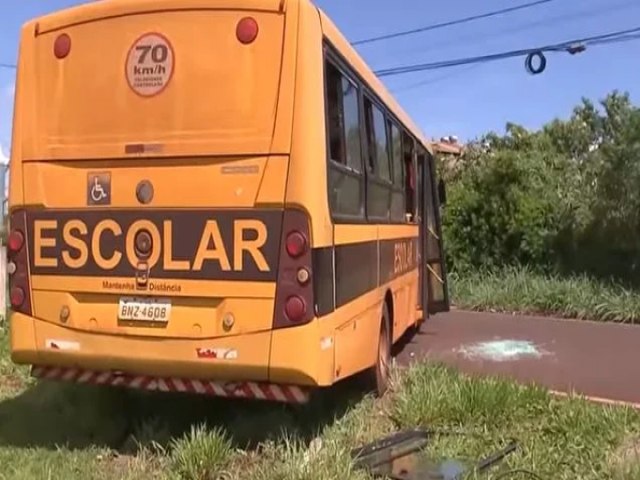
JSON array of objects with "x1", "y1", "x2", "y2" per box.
[{"x1": 418, "y1": 148, "x2": 449, "y2": 316}]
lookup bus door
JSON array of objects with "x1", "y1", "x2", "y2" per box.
[
  {"x1": 416, "y1": 152, "x2": 425, "y2": 312},
  {"x1": 418, "y1": 148, "x2": 449, "y2": 315}
]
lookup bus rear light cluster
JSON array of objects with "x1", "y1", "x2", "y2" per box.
[
  {"x1": 273, "y1": 210, "x2": 315, "y2": 330},
  {"x1": 7, "y1": 210, "x2": 32, "y2": 315}
]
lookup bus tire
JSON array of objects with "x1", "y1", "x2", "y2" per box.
[
  {"x1": 365, "y1": 303, "x2": 392, "y2": 397},
  {"x1": 414, "y1": 314, "x2": 426, "y2": 334}
]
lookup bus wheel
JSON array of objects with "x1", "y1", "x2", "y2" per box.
[
  {"x1": 365, "y1": 303, "x2": 392, "y2": 397},
  {"x1": 412, "y1": 316, "x2": 425, "y2": 334}
]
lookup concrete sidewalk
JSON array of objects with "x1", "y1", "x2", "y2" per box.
[{"x1": 396, "y1": 310, "x2": 640, "y2": 406}]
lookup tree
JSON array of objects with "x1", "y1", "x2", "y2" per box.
[{"x1": 439, "y1": 91, "x2": 640, "y2": 283}]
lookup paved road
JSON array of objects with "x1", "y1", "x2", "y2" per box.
[{"x1": 396, "y1": 310, "x2": 640, "y2": 406}]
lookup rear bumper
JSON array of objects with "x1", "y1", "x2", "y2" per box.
[
  {"x1": 10, "y1": 312, "x2": 336, "y2": 399},
  {"x1": 30, "y1": 364, "x2": 310, "y2": 403}
]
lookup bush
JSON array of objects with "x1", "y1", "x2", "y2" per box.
[{"x1": 439, "y1": 91, "x2": 640, "y2": 284}]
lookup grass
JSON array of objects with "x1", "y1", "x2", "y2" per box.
[
  {"x1": 0, "y1": 328, "x2": 31, "y2": 397},
  {"x1": 449, "y1": 265, "x2": 640, "y2": 323},
  {"x1": 1, "y1": 326, "x2": 640, "y2": 479},
  {"x1": 391, "y1": 365, "x2": 640, "y2": 479}
]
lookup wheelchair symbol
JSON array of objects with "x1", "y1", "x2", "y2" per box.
[
  {"x1": 87, "y1": 173, "x2": 111, "y2": 205},
  {"x1": 91, "y1": 178, "x2": 107, "y2": 202}
]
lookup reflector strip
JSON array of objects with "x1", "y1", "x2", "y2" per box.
[{"x1": 30, "y1": 365, "x2": 310, "y2": 404}]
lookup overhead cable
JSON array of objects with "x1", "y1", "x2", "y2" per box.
[
  {"x1": 374, "y1": 26, "x2": 640, "y2": 77},
  {"x1": 389, "y1": 0, "x2": 639, "y2": 58},
  {"x1": 353, "y1": 0, "x2": 555, "y2": 46}
]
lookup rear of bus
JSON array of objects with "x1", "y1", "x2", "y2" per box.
[{"x1": 8, "y1": 0, "x2": 321, "y2": 403}]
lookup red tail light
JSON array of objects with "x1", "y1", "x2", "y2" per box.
[
  {"x1": 10, "y1": 287, "x2": 25, "y2": 308},
  {"x1": 7, "y1": 210, "x2": 32, "y2": 316},
  {"x1": 236, "y1": 17, "x2": 259, "y2": 44},
  {"x1": 285, "y1": 296, "x2": 307, "y2": 323},
  {"x1": 273, "y1": 209, "x2": 315, "y2": 330},
  {"x1": 7, "y1": 230, "x2": 24, "y2": 253},
  {"x1": 286, "y1": 231, "x2": 306, "y2": 258}
]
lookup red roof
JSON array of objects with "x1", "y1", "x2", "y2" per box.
[{"x1": 432, "y1": 141, "x2": 464, "y2": 155}]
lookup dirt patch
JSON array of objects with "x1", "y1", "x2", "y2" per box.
[
  {"x1": 0, "y1": 375, "x2": 25, "y2": 393},
  {"x1": 609, "y1": 435, "x2": 640, "y2": 473},
  {"x1": 98, "y1": 450, "x2": 167, "y2": 479}
]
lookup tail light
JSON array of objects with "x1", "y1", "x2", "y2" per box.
[
  {"x1": 7, "y1": 230, "x2": 24, "y2": 253},
  {"x1": 285, "y1": 231, "x2": 306, "y2": 258},
  {"x1": 10, "y1": 287, "x2": 25, "y2": 309},
  {"x1": 7, "y1": 210, "x2": 32, "y2": 316},
  {"x1": 284, "y1": 296, "x2": 306, "y2": 323},
  {"x1": 272, "y1": 209, "x2": 315, "y2": 329}
]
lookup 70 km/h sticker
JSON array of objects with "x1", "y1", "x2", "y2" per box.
[{"x1": 126, "y1": 32, "x2": 175, "y2": 97}]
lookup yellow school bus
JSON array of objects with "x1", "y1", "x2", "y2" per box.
[{"x1": 7, "y1": 0, "x2": 448, "y2": 403}]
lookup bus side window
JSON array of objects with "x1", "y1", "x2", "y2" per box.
[
  {"x1": 363, "y1": 95, "x2": 392, "y2": 221},
  {"x1": 402, "y1": 131, "x2": 417, "y2": 222},
  {"x1": 389, "y1": 121, "x2": 405, "y2": 223},
  {"x1": 324, "y1": 58, "x2": 365, "y2": 219},
  {"x1": 325, "y1": 60, "x2": 345, "y2": 164},
  {"x1": 416, "y1": 147, "x2": 426, "y2": 223},
  {"x1": 363, "y1": 96, "x2": 376, "y2": 175},
  {"x1": 371, "y1": 105, "x2": 391, "y2": 183}
]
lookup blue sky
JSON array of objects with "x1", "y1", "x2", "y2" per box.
[{"x1": 0, "y1": 0, "x2": 639, "y2": 154}]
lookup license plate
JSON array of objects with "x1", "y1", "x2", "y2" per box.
[{"x1": 118, "y1": 297, "x2": 172, "y2": 323}]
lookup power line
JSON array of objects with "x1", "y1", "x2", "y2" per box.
[
  {"x1": 388, "y1": 0, "x2": 639, "y2": 60},
  {"x1": 386, "y1": 27, "x2": 637, "y2": 93},
  {"x1": 374, "y1": 26, "x2": 640, "y2": 77},
  {"x1": 589, "y1": 32, "x2": 640, "y2": 46},
  {"x1": 390, "y1": 64, "x2": 482, "y2": 94},
  {"x1": 0, "y1": 64, "x2": 16, "y2": 70},
  {"x1": 352, "y1": 0, "x2": 555, "y2": 46}
]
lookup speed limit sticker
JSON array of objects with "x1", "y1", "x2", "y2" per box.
[{"x1": 125, "y1": 33, "x2": 175, "y2": 97}]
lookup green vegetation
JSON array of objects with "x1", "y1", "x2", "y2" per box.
[
  {"x1": 449, "y1": 266, "x2": 640, "y2": 323},
  {"x1": 1, "y1": 328, "x2": 639, "y2": 479},
  {"x1": 440, "y1": 91, "x2": 640, "y2": 320}
]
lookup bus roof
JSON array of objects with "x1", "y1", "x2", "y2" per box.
[
  {"x1": 315, "y1": 4, "x2": 434, "y2": 155},
  {"x1": 32, "y1": 0, "x2": 286, "y2": 34}
]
